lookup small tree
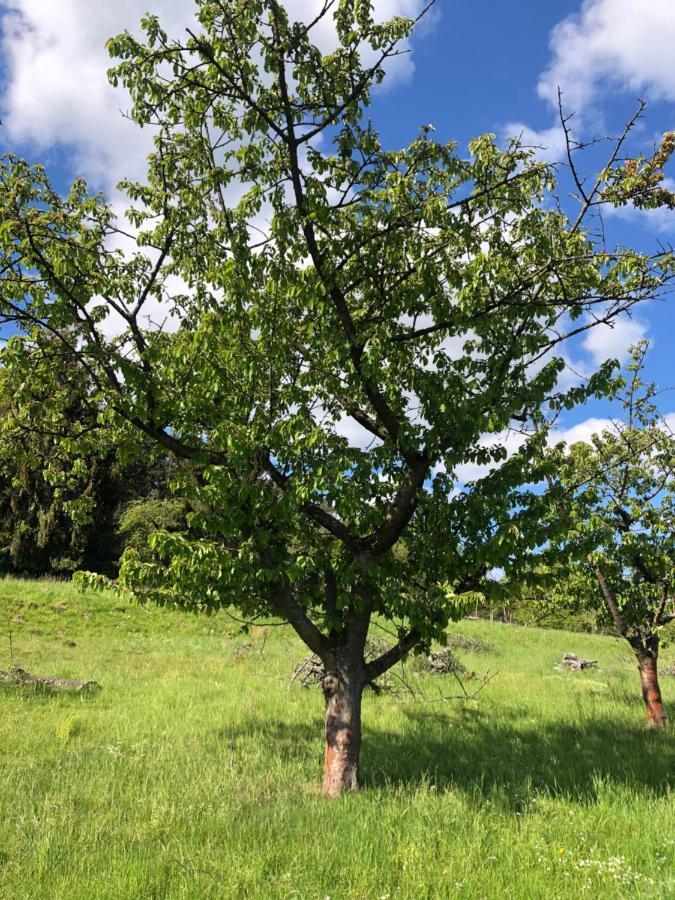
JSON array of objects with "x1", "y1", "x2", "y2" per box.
[
  {"x1": 0, "y1": 1, "x2": 672, "y2": 791},
  {"x1": 118, "y1": 498, "x2": 188, "y2": 558},
  {"x1": 543, "y1": 345, "x2": 674, "y2": 727}
]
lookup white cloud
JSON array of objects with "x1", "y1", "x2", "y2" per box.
[
  {"x1": 284, "y1": 0, "x2": 430, "y2": 87},
  {"x1": 604, "y1": 175, "x2": 675, "y2": 232},
  {"x1": 506, "y1": 1, "x2": 675, "y2": 162},
  {"x1": 582, "y1": 315, "x2": 648, "y2": 365},
  {"x1": 550, "y1": 410, "x2": 675, "y2": 446},
  {"x1": 537, "y1": 0, "x2": 675, "y2": 117},
  {"x1": 435, "y1": 409, "x2": 673, "y2": 485},
  {"x1": 0, "y1": 1, "x2": 194, "y2": 188},
  {"x1": 0, "y1": 0, "x2": 430, "y2": 193},
  {"x1": 504, "y1": 122, "x2": 567, "y2": 162},
  {"x1": 432, "y1": 428, "x2": 529, "y2": 485},
  {"x1": 504, "y1": 2, "x2": 672, "y2": 411},
  {"x1": 548, "y1": 416, "x2": 614, "y2": 446},
  {"x1": 333, "y1": 414, "x2": 382, "y2": 450}
]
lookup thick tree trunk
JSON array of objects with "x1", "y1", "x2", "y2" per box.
[
  {"x1": 637, "y1": 652, "x2": 667, "y2": 728},
  {"x1": 322, "y1": 669, "x2": 364, "y2": 796}
]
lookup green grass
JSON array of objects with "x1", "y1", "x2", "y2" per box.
[{"x1": 0, "y1": 577, "x2": 673, "y2": 899}]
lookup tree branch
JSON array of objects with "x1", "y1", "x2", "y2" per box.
[
  {"x1": 594, "y1": 563, "x2": 629, "y2": 638},
  {"x1": 364, "y1": 628, "x2": 422, "y2": 682}
]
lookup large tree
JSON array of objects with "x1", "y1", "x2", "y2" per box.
[
  {"x1": 0, "y1": 0, "x2": 672, "y2": 793},
  {"x1": 541, "y1": 345, "x2": 674, "y2": 728}
]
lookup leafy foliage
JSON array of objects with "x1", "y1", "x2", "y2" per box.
[
  {"x1": 602, "y1": 130, "x2": 675, "y2": 211},
  {"x1": 118, "y1": 498, "x2": 188, "y2": 558},
  {"x1": 541, "y1": 344, "x2": 675, "y2": 648},
  {"x1": 0, "y1": 1, "x2": 672, "y2": 715},
  {"x1": 0, "y1": 346, "x2": 178, "y2": 575}
]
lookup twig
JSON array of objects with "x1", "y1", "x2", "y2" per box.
[
  {"x1": 258, "y1": 627, "x2": 269, "y2": 657},
  {"x1": 0, "y1": 621, "x2": 14, "y2": 666},
  {"x1": 412, "y1": 669, "x2": 498, "y2": 704}
]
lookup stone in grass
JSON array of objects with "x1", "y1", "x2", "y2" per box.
[
  {"x1": 445, "y1": 633, "x2": 495, "y2": 654},
  {"x1": 662, "y1": 663, "x2": 675, "y2": 678},
  {"x1": 557, "y1": 653, "x2": 598, "y2": 671},
  {"x1": 407, "y1": 648, "x2": 473, "y2": 679},
  {"x1": 425, "y1": 649, "x2": 475, "y2": 678},
  {"x1": 0, "y1": 666, "x2": 99, "y2": 693}
]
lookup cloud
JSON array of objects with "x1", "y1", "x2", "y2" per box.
[
  {"x1": 284, "y1": 0, "x2": 430, "y2": 87},
  {"x1": 550, "y1": 409, "x2": 675, "y2": 447},
  {"x1": 504, "y1": 122, "x2": 567, "y2": 162},
  {"x1": 333, "y1": 414, "x2": 382, "y2": 450},
  {"x1": 0, "y1": 1, "x2": 195, "y2": 189},
  {"x1": 537, "y1": 0, "x2": 675, "y2": 116},
  {"x1": 582, "y1": 315, "x2": 648, "y2": 365},
  {"x1": 548, "y1": 416, "x2": 614, "y2": 446},
  {"x1": 432, "y1": 428, "x2": 529, "y2": 485},
  {"x1": 603, "y1": 174, "x2": 675, "y2": 232},
  {"x1": 506, "y1": 0, "x2": 675, "y2": 162},
  {"x1": 0, "y1": 0, "x2": 431, "y2": 193}
]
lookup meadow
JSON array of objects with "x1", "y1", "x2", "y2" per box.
[{"x1": 0, "y1": 577, "x2": 673, "y2": 899}]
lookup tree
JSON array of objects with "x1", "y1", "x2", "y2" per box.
[
  {"x1": 541, "y1": 345, "x2": 674, "y2": 727},
  {"x1": 117, "y1": 497, "x2": 189, "y2": 560},
  {"x1": 0, "y1": 0, "x2": 672, "y2": 793},
  {"x1": 0, "y1": 346, "x2": 176, "y2": 575}
]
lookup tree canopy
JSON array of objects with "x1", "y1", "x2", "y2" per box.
[
  {"x1": 0, "y1": 0, "x2": 673, "y2": 791},
  {"x1": 539, "y1": 345, "x2": 674, "y2": 726}
]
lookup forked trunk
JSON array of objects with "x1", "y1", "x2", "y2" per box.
[
  {"x1": 322, "y1": 670, "x2": 364, "y2": 796},
  {"x1": 637, "y1": 652, "x2": 668, "y2": 728}
]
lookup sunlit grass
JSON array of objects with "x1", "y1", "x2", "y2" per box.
[{"x1": 1, "y1": 577, "x2": 673, "y2": 899}]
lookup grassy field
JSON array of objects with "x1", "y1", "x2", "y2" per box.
[{"x1": 0, "y1": 577, "x2": 673, "y2": 899}]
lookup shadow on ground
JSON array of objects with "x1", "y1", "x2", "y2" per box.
[
  {"x1": 222, "y1": 706, "x2": 674, "y2": 808},
  {"x1": 362, "y1": 706, "x2": 674, "y2": 806}
]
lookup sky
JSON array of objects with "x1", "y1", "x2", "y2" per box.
[{"x1": 0, "y1": 0, "x2": 673, "y2": 450}]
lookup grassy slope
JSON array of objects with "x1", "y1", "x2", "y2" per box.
[{"x1": 0, "y1": 578, "x2": 673, "y2": 900}]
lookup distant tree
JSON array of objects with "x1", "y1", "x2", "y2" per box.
[
  {"x1": 0, "y1": 1, "x2": 672, "y2": 792},
  {"x1": 118, "y1": 497, "x2": 188, "y2": 559},
  {"x1": 541, "y1": 345, "x2": 674, "y2": 727},
  {"x1": 496, "y1": 566, "x2": 601, "y2": 632},
  {"x1": 0, "y1": 347, "x2": 173, "y2": 575}
]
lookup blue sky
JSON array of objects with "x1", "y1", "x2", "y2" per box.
[{"x1": 0, "y1": 0, "x2": 673, "y2": 446}]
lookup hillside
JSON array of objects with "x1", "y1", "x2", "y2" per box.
[{"x1": 1, "y1": 577, "x2": 673, "y2": 899}]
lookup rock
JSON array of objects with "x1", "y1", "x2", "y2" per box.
[
  {"x1": 557, "y1": 653, "x2": 598, "y2": 671},
  {"x1": 0, "y1": 667, "x2": 98, "y2": 693}
]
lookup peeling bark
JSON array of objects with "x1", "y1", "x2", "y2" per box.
[
  {"x1": 322, "y1": 670, "x2": 364, "y2": 796},
  {"x1": 595, "y1": 566, "x2": 669, "y2": 729},
  {"x1": 636, "y1": 653, "x2": 668, "y2": 728}
]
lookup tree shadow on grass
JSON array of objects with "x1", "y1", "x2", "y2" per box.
[
  {"x1": 0, "y1": 681, "x2": 100, "y2": 704},
  {"x1": 221, "y1": 706, "x2": 673, "y2": 808},
  {"x1": 361, "y1": 705, "x2": 674, "y2": 807}
]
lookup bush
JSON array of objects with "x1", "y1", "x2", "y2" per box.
[{"x1": 117, "y1": 499, "x2": 187, "y2": 557}]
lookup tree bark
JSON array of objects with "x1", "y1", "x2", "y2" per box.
[
  {"x1": 321, "y1": 668, "x2": 364, "y2": 796},
  {"x1": 636, "y1": 651, "x2": 668, "y2": 728}
]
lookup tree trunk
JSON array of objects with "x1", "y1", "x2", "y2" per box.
[
  {"x1": 637, "y1": 652, "x2": 667, "y2": 728},
  {"x1": 322, "y1": 669, "x2": 364, "y2": 796}
]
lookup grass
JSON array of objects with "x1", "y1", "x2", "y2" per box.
[{"x1": 0, "y1": 577, "x2": 674, "y2": 899}]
